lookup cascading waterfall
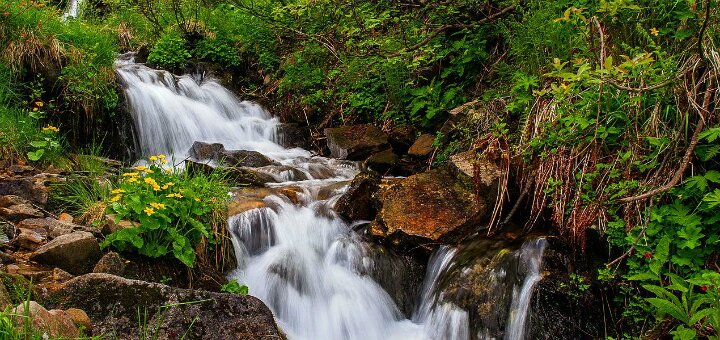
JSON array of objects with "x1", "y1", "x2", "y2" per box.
[
  {"x1": 62, "y1": 0, "x2": 83, "y2": 19},
  {"x1": 117, "y1": 55, "x2": 549, "y2": 340}
]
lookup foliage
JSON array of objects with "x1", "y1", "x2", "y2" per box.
[
  {"x1": 147, "y1": 29, "x2": 191, "y2": 71},
  {"x1": 101, "y1": 156, "x2": 230, "y2": 267},
  {"x1": 220, "y1": 280, "x2": 248, "y2": 295}
]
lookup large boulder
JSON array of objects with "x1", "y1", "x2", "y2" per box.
[
  {"x1": 13, "y1": 228, "x2": 46, "y2": 250},
  {"x1": 334, "y1": 172, "x2": 381, "y2": 221},
  {"x1": 325, "y1": 124, "x2": 389, "y2": 160},
  {"x1": 371, "y1": 168, "x2": 486, "y2": 248},
  {"x1": 30, "y1": 231, "x2": 101, "y2": 274},
  {"x1": 50, "y1": 273, "x2": 283, "y2": 339}
]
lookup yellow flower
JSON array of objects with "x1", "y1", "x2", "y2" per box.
[
  {"x1": 163, "y1": 168, "x2": 172, "y2": 173},
  {"x1": 134, "y1": 165, "x2": 148, "y2": 171},
  {"x1": 127, "y1": 177, "x2": 139, "y2": 183},
  {"x1": 167, "y1": 193, "x2": 184, "y2": 199},
  {"x1": 123, "y1": 172, "x2": 139, "y2": 177},
  {"x1": 149, "y1": 156, "x2": 158, "y2": 161},
  {"x1": 161, "y1": 159, "x2": 168, "y2": 164},
  {"x1": 158, "y1": 154, "x2": 166, "y2": 159},
  {"x1": 161, "y1": 182, "x2": 174, "y2": 190},
  {"x1": 111, "y1": 189, "x2": 125, "y2": 194},
  {"x1": 144, "y1": 169, "x2": 154, "y2": 174},
  {"x1": 150, "y1": 202, "x2": 166, "y2": 209},
  {"x1": 110, "y1": 195, "x2": 122, "y2": 202},
  {"x1": 143, "y1": 207, "x2": 155, "y2": 216},
  {"x1": 35, "y1": 102, "x2": 43, "y2": 107},
  {"x1": 42, "y1": 125, "x2": 59, "y2": 133},
  {"x1": 650, "y1": 28, "x2": 659, "y2": 36},
  {"x1": 194, "y1": 198, "x2": 201, "y2": 202},
  {"x1": 32, "y1": 107, "x2": 38, "y2": 112}
]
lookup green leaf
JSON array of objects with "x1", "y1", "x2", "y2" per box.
[
  {"x1": 647, "y1": 298, "x2": 689, "y2": 323},
  {"x1": 27, "y1": 149, "x2": 45, "y2": 161}
]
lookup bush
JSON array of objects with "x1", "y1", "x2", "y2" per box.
[
  {"x1": 102, "y1": 156, "x2": 230, "y2": 267},
  {"x1": 147, "y1": 30, "x2": 191, "y2": 71}
]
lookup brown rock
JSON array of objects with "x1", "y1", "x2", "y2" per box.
[
  {"x1": 408, "y1": 134, "x2": 436, "y2": 157},
  {"x1": 93, "y1": 251, "x2": 126, "y2": 276},
  {"x1": 101, "y1": 214, "x2": 138, "y2": 236},
  {"x1": 449, "y1": 151, "x2": 503, "y2": 209},
  {"x1": 0, "y1": 204, "x2": 43, "y2": 222},
  {"x1": 14, "y1": 228, "x2": 46, "y2": 250},
  {"x1": 335, "y1": 172, "x2": 381, "y2": 221},
  {"x1": 325, "y1": 124, "x2": 390, "y2": 160},
  {"x1": 13, "y1": 301, "x2": 80, "y2": 338},
  {"x1": 53, "y1": 268, "x2": 74, "y2": 282},
  {"x1": 0, "y1": 195, "x2": 27, "y2": 208},
  {"x1": 65, "y1": 308, "x2": 92, "y2": 332},
  {"x1": 51, "y1": 273, "x2": 283, "y2": 339},
  {"x1": 0, "y1": 177, "x2": 49, "y2": 205},
  {"x1": 58, "y1": 213, "x2": 73, "y2": 223},
  {"x1": 30, "y1": 231, "x2": 101, "y2": 275},
  {"x1": 18, "y1": 217, "x2": 89, "y2": 239},
  {"x1": 372, "y1": 168, "x2": 486, "y2": 248},
  {"x1": 364, "y1": 149, "x2": 399, "y2": 174}
]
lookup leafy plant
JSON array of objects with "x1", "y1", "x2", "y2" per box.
[
  {"x1": 102, "y1": 155, "x2": 230, "y2": 267},
  {"x1": 220, "y1": 280, "x2": 248, "y2": 295},
  {"x1": 147, "y1": 30, "x2": 191, "y2": 71}
]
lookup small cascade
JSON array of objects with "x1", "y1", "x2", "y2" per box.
[
  {"x1": 504, "y1": 238, "x2": 547, "y2": 340},
  {"x1": 115, "y1": 53, "x2": 308, "y2": 162},
  {"x1": 62, "y1": 0, "x2": 83, "y2": 19}
]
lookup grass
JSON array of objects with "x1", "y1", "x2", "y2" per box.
[{"x1": 49, "y1": 175, "x2": 112, "y2": 225}]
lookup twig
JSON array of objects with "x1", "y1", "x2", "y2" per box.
[
  {"x1": 619, "y1": 75, "x2": 713, "y2": 203},
  {"x1": 381, "y1": 5, "x2": 516, "y2": 58}
]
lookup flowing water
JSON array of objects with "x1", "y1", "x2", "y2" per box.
[
  {"x1": 117, "y1": 55, "x2": 548, "y2": 340},
  {"x1": 62, "y1": 0, "x2": 83, "y2": 19}
]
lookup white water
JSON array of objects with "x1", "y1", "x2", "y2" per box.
[
  {"x1": 504, "y1": 238, "x2": 547, "y2": 340},
  {"x1": 117, "y1": 56, "x2": 548, "y2": 340},
  {"x1": 62, "y1": 0, "x2": 83, "y2": 19}
]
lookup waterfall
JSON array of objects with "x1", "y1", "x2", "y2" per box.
[
  {"x1": 117, "y1": 55, "x2": 549, "y2": 340},
  {"x1": 62, "y1": 0, "x2": 83, "y2": 19},
  {"x1": 504, "y1": 238, "x2": 547, "y2": 340}
]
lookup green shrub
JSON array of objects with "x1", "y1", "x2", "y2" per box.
[
  {"x1": 147, "y1": 30, "x2": 191, "y2": 71},
  {"x1": 194, "y1": 36, "x2": 241, "y2": 67},
  {"x1": 102, "y1": 156, "x2": 230, "y2": 267}
]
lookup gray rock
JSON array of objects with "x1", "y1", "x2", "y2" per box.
[
  {"x1": 30, "y1": 231, "x2": 101, "y2": 275},
  {"x1": 50, "y1": 273, "x2": 283, "y2": 339},
  {"x1": 188, "y1": 141, "x2": 225, "y2": 161},
  {"x1": 218, "y1": 150, "x2": 276, "y2": 168}
]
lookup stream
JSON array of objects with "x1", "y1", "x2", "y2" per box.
[{"x1": 116, "y1": 53, "x2": 548, "y2": 340}]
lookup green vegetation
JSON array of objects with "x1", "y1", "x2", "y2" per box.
[
  {"x1": 221, "y1": 280, "x2": 248, "y2": 295},
  {"x1": 102, "y1": 156, "x2": 230, "y2": 267}
]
